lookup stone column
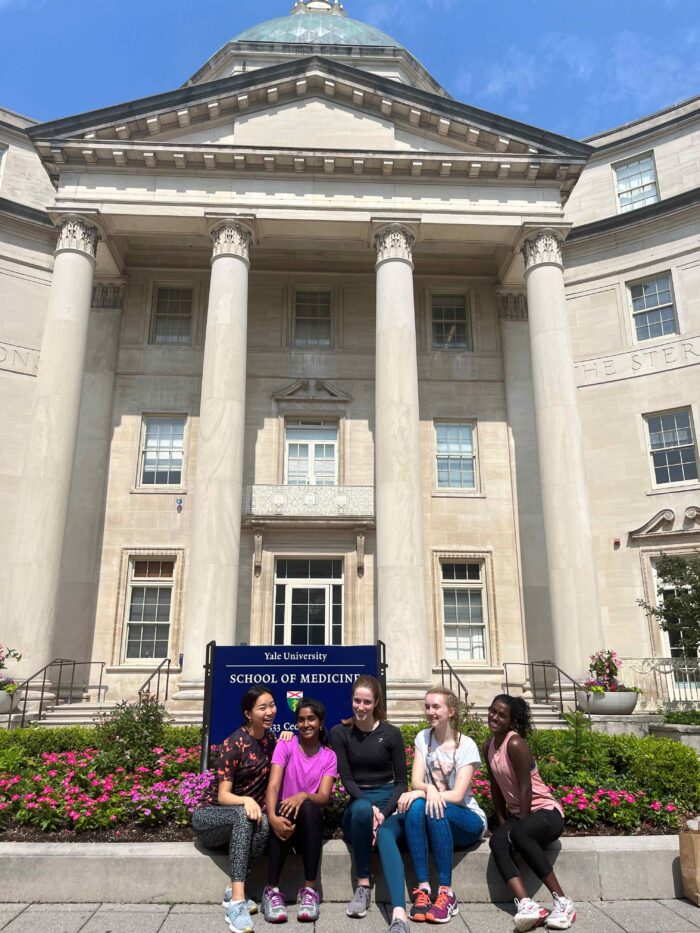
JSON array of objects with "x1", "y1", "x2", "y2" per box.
[
  {"x1": 176, "y1": 220, "x2": 252, "y2": 699},
  {"x1": 55, "y1": 280, "x2": 125, "y2": 665},
  {"x1": 373, "y1": 223, "x2": 431, "y2": 705},
  {"x1": 497, "y1": 292, "x2": 552, "y2": 667},
  {"x1": 522, "y1": 229, "x2": 603, "y2": 679},
  {"x1": 6, "y1": 215, "x2": 99, "y2": 674}
]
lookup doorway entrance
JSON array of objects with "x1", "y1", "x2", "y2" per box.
[{"x1": 274, "y1": 558, "x2": 343, "y2": 646}]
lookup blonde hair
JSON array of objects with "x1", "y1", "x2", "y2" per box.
[{"x1": 425, "y1": 685, "x2": 462, "y2": 747}]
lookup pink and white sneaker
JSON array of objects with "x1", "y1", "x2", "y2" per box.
[
  {"x1": 545, "y1": 894, "x2": 576, "y2": 929},
  {"x1": 514, "y1": 897, "x2": 549, "y2": 931}
]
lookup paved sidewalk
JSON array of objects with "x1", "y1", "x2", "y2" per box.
[{"x1": 0, "y1": 900, "x2": 698, "y2": 932}]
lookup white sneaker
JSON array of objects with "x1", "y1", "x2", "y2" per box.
[
  {"x1": 514, "y1": 897, "x2": 549, "y2": 932},
  {"x1": 545, "y1": 894, "x2": 576, "y2": 929}
]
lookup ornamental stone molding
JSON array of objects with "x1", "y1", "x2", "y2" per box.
[
  {"x1": 522, "y1": 230, "x2": 563, "y2": 272},
  {"x1": 91, "y1": 281, "x2": 125, "y2": 311},
  {"x1": 628, "y1": 506, "x2": 700, "y2": 541},
  {"x1": 374, "y1": 223, "x2": 415, "y2": 267},
  {"x1": 211, "y1": 221, "x2": 252, "y2": 263},
  {"x1": 55, "y1": 216, "x2": 98, "y2": 259},
  {"x1": 244, "y1": 484, "x2": 374, "y2": 520},
  {"x1": 497, "y1": 292, "x2": 528, "y2": 321}
]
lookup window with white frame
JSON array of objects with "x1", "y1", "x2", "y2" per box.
[
  {"x1": 274, "y1": 558, "x2": 343, "y2": 646},
  {"x1": 285, "y1": 420, "x2": 338, "y2": 486},
  {"x1": 140, "y1": 416, "x2": 186, "y2": 486},
  {"x1": 440, "y1": 561, "x2": 487, "y2": 661},
  {"x1": 629, "y1": 274, "x2": 677, "y2": 342},
  {"x1": 150, "y1": 286, "x2": 193, "y2": 345},
  {"x1": 435, "y1": 421, "x2": 477, "y2": 489},
  {"x1": 294, "y1": 290, "x2": 332, "y2": 348},
  {"x1": 125, "y1": 559, "x2": 174, "y2": 659},
  {"x1": 645, "y1": 408, "x2": 699, "y2": 486},
  {"x1": 432, "y1": 294, "x2": 470, "y2": 350},
  {"x1": 614, "y1": 153, "x2": 658, "y2": 213}
]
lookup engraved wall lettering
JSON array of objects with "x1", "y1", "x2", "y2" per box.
[
  {"x1": 575, "y1": 334, "x2": 700, "y2": 387},
  {"x1": 0, "y1": 341, "x2": 40, "y2": 376}
]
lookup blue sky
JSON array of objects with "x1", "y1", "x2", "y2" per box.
[{"x1": 2, "y1": 0, "x2": 699, "y2": 139}]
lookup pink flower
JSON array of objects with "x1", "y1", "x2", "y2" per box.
[
  {"x1": 665, "y1": 803, "x2": 677, "y2": 812},
  {"x1": 650, "y1": 801, "x2": 661, "y2": 811}
]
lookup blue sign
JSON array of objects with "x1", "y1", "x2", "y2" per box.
[{"x1": 207, "y1": 644, "x2": 380, "y2": 746}]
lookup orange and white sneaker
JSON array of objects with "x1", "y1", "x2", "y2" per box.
[
  {"x1": 514, "y1": 897, "x2": 549, "y2": 931},
  {"x1": 409, "y1": 887, "x2": 432, "y2": 922},
  {"x1": 545, "y1": 894, "x2": 576, "y2": 929}
]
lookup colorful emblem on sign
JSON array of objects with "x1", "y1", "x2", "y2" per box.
[{"x1": 287, "y1": 690, "x2": 304, "y2": 712}]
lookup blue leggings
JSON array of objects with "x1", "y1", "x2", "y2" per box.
[
  {"x1": 341, "y1": 786, "x2": 407, "y2": 910},
  {"x1": 403, "y1": 798, "x2": 484, "y2": 887}
]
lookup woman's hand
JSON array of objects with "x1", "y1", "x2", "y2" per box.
[
  {"x1": 278, "y1": 730, "x2": 295, "y2": 742},
  {"x1": 425, "y1": 784, "x2": 445, "y2": 819},
  {"x1": 279, "y1": 792, "x2": 308, "y2": 820},
  {"x1": 371, "y1": 805, "x2": 385, "y2": 846},
  {"x1": 270, "y1": 812, "x2": 295, "y2": 841},
  {"x1": 397, "y1": 790, "x2": 422, "y2": 813},
  {"x1": 242, "y1": 796, "x2": 262, "y2": 822}
]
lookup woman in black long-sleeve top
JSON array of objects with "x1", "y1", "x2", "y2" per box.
[{"x1": 331, "y1": 675, "x2": 410, "y2": 933}]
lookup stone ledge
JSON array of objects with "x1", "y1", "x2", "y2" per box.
[{"x1": 0, "y1": 837, "x2": 682, "y2": 904}]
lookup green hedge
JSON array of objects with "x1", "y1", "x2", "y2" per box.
[{"x1": 663, "y1": 709, "x2": 700, "y2": 726}]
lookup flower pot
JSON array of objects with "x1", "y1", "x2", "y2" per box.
[
  {"x1": 0, "y1": 690, "x2": 18, "y2": 715},
  {"x1": 577, "y1": 690, "x2": 639, "y2": 715}
]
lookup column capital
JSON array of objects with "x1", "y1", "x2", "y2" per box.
[
  {"x1": 210, "y1": 220, "x2": 254, "y2": 264},
  {"x1": 91, "y1": 278, "x2": 126, "y2": 311},
  {"x1": 521, "y1": 227, "x2": 565, "y2": 273},
  {"x1": 496, "y1": 290, "x2": 528, "y2": 321},
  {"x1": 54, "y1": 215, "x2": 99, "y2": 260},
  {"x1": 373, "y1": 222, "x2": 416, "y2": 268}
]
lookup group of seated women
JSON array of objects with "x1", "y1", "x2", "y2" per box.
[{"x1": 192, "y1": 676, "x2": 576, "y2": 933}]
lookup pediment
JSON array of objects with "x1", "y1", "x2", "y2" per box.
[
  {"x1": 629, "y1": 506, "x2": 700, "y2": 541},
  {"x1": 273, "y1": 378, "x2": 351, "y2": 415}
]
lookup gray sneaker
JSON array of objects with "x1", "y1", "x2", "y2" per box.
[
  {"x1": 222, "y1": 887, "x2": 257, "y2": 914},
  {"x1": 346, "y1": 885, "x2": 371, "y2": 918},
  {"x1": 297, "y1": 886, "x2": 320, "y2": 922},
  {"x1": 387, "y1": 920, "x2": 410, "y2": 933},
  {"x1": 226, "y1": 901, "x2": 254, "y2": 933},
  {"x1": 262, "y1": 885, "x2": 288, "y2": 923}
]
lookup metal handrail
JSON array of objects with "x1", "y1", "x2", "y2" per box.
[
  {"x1": 618, "y1": 656, "x2": 700, "y2": 708},
  {"x1": 503, "y1": 660, "x2": 591, "y2": 716},
  {"x1": 6, "y1": 658, "x2": 106, "y2": 729},
  {"x1": 439, "y1": 659, "x2": 469, "y2": 708},
  {"x1": 138, "y1": 658, "x2": 173, "y2": 704}
]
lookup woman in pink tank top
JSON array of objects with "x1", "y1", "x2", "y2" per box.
[{"x1": 484, "y1": 695, "x2": 576, "y2": 932}]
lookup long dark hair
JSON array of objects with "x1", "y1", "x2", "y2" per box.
[
  {"x1": 491, "y1": 693, "x2": 532, "y2": 738},
  {"x1": 341, "y1": 675, "x2": 387, "y2": 726},
  {"x1": 296, "y1": 697, "x2": 329, "y2": 746},
  {"x1": 241, "y1": 686, "x2": 275, "y2": 727}
]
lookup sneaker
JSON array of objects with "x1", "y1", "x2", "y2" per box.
[
  {"x1": 545, "y1": 894, "x2": 576, "y2": 930},
  {"x1": 514, "y1": 897, "x2": 549, "y2": 932},
  {"x1": 426, "y1": 889, "x2": 459, "y2": 923},
  {"x1": 222, "y1": 887, "x2": 257, "y2": 914},
  {"x1": 387, "y1": 920, "x2": 410, "y2": 933},
  {"x1": 346, "y1": 884, "x2": 371, "y2": 918},
  {"x1": 262, "y1": 886, "x2": 288, "y2": 923},
  {"x1": 226, "y1": 900, "x2": 254, "y2": 933},
  {"x1": 297, "y1": 886, "x2": 320, "y2": 922},
  {"x1": 409, "y1": 887, "x2": 432, "y2": 922}
]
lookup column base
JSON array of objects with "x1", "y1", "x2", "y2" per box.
[
  {"x1": 385, "y1": 680, "x2": 433, "y2": 725},
  {"x1": 169, "y1": 680, "x2": 205, "y2": 714}
]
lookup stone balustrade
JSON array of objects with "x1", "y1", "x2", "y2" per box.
[{"x1": 243, "y1": 484, "x2": 374, "y2": 518}]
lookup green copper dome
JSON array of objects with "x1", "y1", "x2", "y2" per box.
[{"x1": 235, "y1": 2, "x2": 401, "y2": 48}]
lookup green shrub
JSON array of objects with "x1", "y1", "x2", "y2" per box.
[
  {"x1": 608, "y1": 733, "x2": 700, "y2": 810},
  {"x1": 162, "y1": 725, "x2": 201, "y2": 751},
  {"x1": 92, "y1": 696, "x2": 169, "y2": 773},
  {"x1": 0, "y1": 725, "x2": 98, "y2": 755},
  {"x1": 663, "y1": 709, "x2": 700, "y2": 726}
]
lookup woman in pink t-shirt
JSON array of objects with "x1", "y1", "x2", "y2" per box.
[{"x1": 263, "y1": 697, "x2": 338, "y2": 924}]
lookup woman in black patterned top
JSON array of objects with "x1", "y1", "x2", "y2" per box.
[{"x1": 192, "y1": 686, "x2": 277, "y2": 933}]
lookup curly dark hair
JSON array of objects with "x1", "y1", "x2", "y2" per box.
[{"x1": 491, "y1": 694, "x2": 532, "y2": 738}]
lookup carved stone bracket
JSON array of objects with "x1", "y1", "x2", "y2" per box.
[
  {"x1": 374, "y1": 223, "x2": 415, "y2": 267},
  {"x1": 629, "y1": 507, "x2": 700, "y2": 541},
  {"x1": 497, "y1": 292, "x2": 528, "y2": 321},
  {"x1": 91, "y1": 281, "x2": 125, "y2": 311},
  {"x1": 356, "y1": 528, "x2": 365, "y2": 578},
  {"x1": 55, "y1": 216, "x2": 98, "y2": 259},
  {"x1": 211, "y1": 221, "x2": 253, "y2": 263},
  {"x1": 522, "y1": 230, "x2": 563, "y2": 272},
  {"x1": 253, "y1": 527, "x2": 263, "y2": 578}
]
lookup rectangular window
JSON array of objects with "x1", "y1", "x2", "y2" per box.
[
  {"x1": 294, "y1": 290, "x2": 332, "y2": 348},
  {"x1": 630, "y1": 274, "x2": 677, "y2": 341},
  {"x1": 151, "y1": 286, "x2": 193, "y2": 345},
  {"x1": 646, "y1": 408, "x2": 698, "y2": 485},
  {"x1": 615, "y1": 153, "x2": 658, "y2": 213},
  {"x1": 285, "y1": 420, "x2": 338, "y2": 486},
  {"x1": 274, "y1": 558, "x2": 343, "y2": 646},
  {"x1": 140, "y1": 416, "x2": 185, "y2": 486},
  {"x1": 435, "y1": 422, "x2": 476, "y2": 489},
  {"x1": 125, "y1": 559, "x2": 173, "y2": 659},
  {"x1": 441, "y1": 561, "x2": 486, "y2": 661},
  {"x1": 432, "y1": 294, "x2": 469, "y2": 350}
]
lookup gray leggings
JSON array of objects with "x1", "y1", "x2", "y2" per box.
[{"x1": 192, "y1": 805, "x2": 270, "y2": 882}]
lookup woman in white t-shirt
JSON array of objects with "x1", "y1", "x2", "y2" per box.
[{"x1": 397, "y1": 687, "x2": 486, "y2": 925}]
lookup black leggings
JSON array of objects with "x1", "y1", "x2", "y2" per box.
[
  {"x1": 489, "y1": 808, "x2": 565, "y2": 883},
  {"x1": 267, "y1": 800, "x2": 323, "y2": 886}
]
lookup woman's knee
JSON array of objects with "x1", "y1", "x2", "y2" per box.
[
  {"x1": 489, "y1": 824, "x2": 509, "y2": 853},
  {"x1": 404, "y1": 797, "x2": 426, "y2": 827},
  {"x1": 348, "y1": 798, "x2": 373, "y2": 826}
]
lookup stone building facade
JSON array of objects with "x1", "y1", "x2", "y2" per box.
[{"x1": 1, "y1": 0, "x2": 698, "y2": 713}]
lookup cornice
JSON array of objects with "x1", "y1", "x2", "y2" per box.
[
  {"x1": 0, "y1": 196, "x2": 53, "y2": 229},
  {"x1": 27, "y1": 55, "x2": 591, "y2": 162},
  {"x1": 566, "y1": 186, "x2": 700, "y2": 245}
]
